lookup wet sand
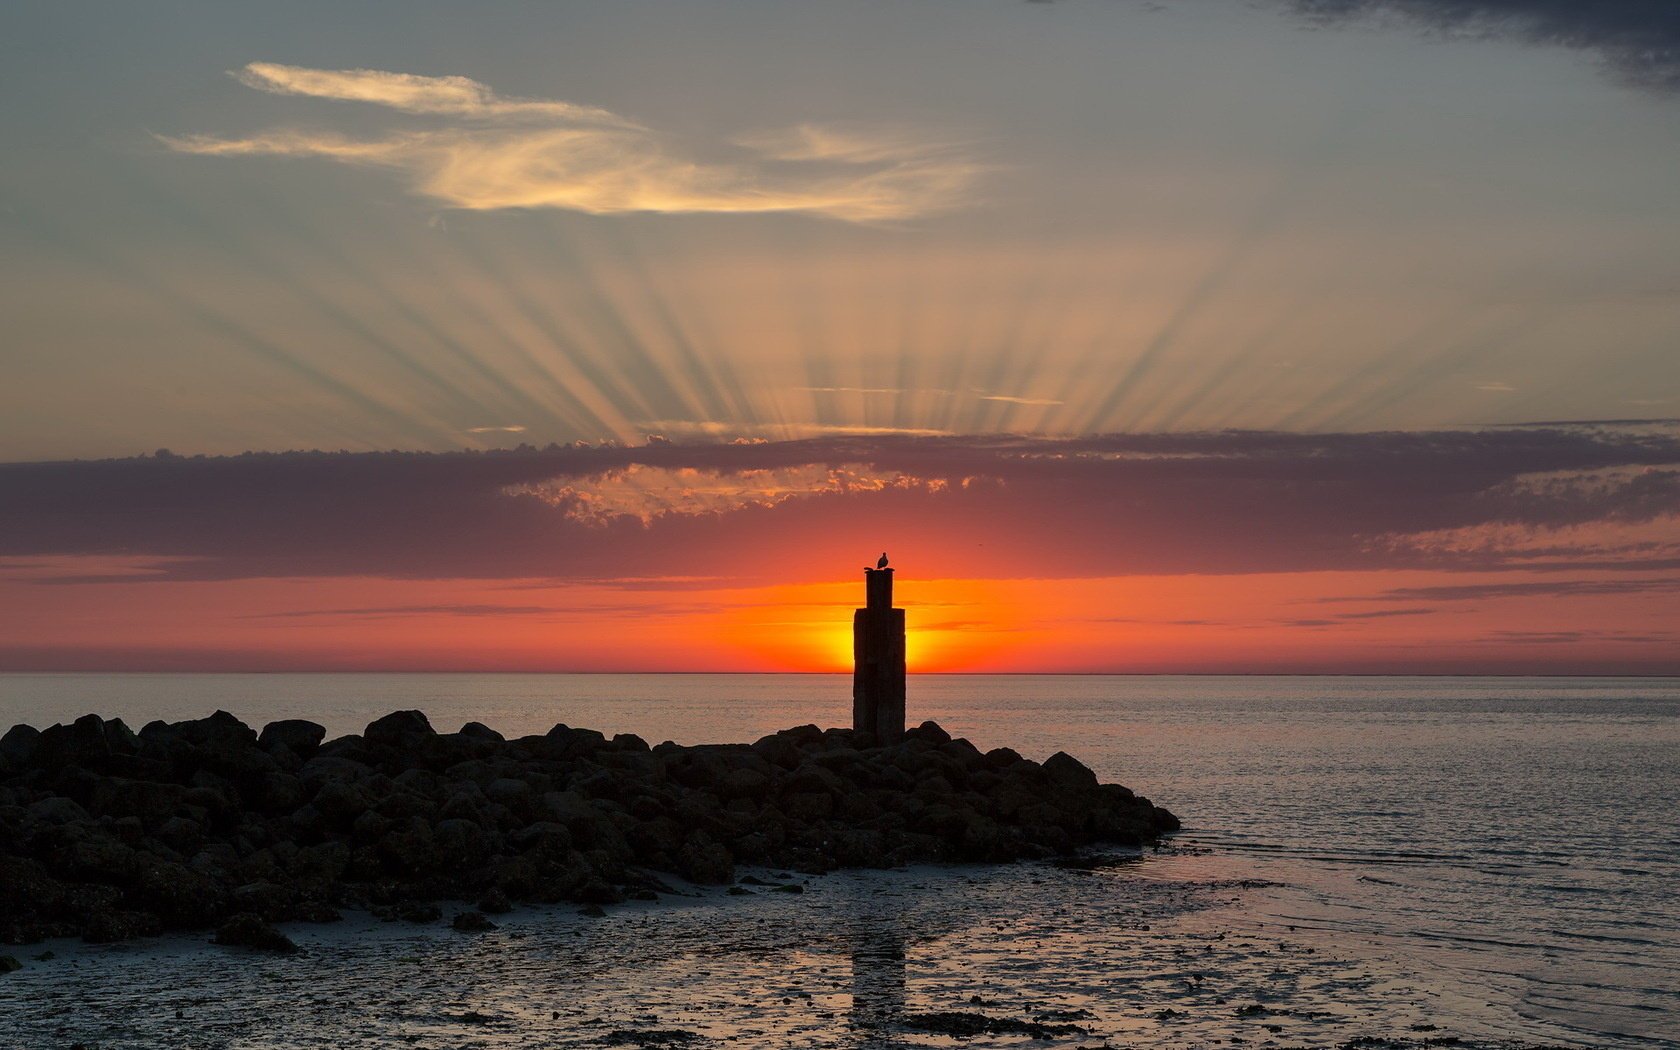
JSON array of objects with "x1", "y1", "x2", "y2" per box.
[{"x1": 0, "y1": 845, "x2": 1585, "y2": 1049}]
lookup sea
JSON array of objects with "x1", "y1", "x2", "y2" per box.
[{"x1": 1, "y1": 673, "x2": 1676, "y2": 1049}]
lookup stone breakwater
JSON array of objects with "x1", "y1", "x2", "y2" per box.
[{"x1": 0, "y1": 710, "x2": 1178, "y2": 946}]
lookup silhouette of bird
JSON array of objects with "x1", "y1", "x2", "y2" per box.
[{"x1": 877, "y1": 552, "x2": 889, "y2": 569}]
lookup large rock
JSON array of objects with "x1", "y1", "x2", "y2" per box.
[
  {"x1": 676, "y1": 832, "x2": 734, "y2": 885},
  {"x1": 1, "y1": 724, "x2": 41, "y2": 766},
  {"x1": 1042, "y1": 751, "x2": 1099, "y2": 792},
  {"x1": 175, "y1": 711, "x2": 259, "y2": 753},
  {"x1": 363, "y1": 711, "x2": 435, "y2": 749},
  {"x1": 258, "y1": 720, "x2": 326, "y2": 760},
  {"x1": 214, "y1": 913, "x2": 298, "y2": 954}
]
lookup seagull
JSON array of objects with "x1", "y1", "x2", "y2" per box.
[{"x1": 877, "y1": 552, "x2": 889, "y2": 569}]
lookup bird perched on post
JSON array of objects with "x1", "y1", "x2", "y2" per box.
[{"x1": 877, "y1": 552, "x2": 889, "y2": 569}]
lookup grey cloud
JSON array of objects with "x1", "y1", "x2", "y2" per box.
[
  {"x1": 2, "y1": 425, "x2": 1678, "y2": 585},
  {"x1": 1290, "y1": 1, "x2": 1680, "y2": 90}
]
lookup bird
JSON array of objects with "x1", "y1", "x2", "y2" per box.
[{"x1": 877, "y1": 552, "x2": 889, "y2": 569}]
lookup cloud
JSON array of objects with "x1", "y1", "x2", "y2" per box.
[
  {"x1": 3, "y1": 425, "x2": 1679, "y2": 585},
  {"x1": 1289, "y1": 1, "x2": 1680, "y2": 90},
  {"x1": 233, "y1": 62, "x2": 633, "y2": 125},
  {"x1": 163, "y1": 64, "x2": 982, "y2": 222},
  {"x1": 735, "y1": 123, "x2": 963, "y2": 164},
  {"x1": 251, "y1": 603, "x2": 565, "y2": 619},
  {"x1": 975, "y1": 394, "x2": 1064, "y2": 406},
  {"x1": 1332, "y1": 607, "x2": 1439, "y2": 619},
  {"x1": 466, "y1": 425, "x2": 527, "y2": 434},
  {"x1": 1325, "y1": 578, "x2": 1680, "y2": 602},
  {"x1": 507, "y1": 462, "x2": 957, "y2": 527}
]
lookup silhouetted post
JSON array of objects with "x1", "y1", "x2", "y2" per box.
[{"x1": 853, "y1": 564, "x2": 906, "y2": 744}]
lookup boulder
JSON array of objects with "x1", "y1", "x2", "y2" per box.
[
  {"x1": 214, "y1": 913, "x2": 298, "y2": 954},
  {"x1": 175, "y1": 711, "x2": 259, "y2": 753},
  {"x1": 258, "y1": 720, "x2": 326, "y2": 759},
  {"x1": 905, "y1": 720, "x2": 952, "y2": 745},
  {"x1": 676, "y1": 832, "x2": 734, "y2": 885},
  {"x1": 363, "y1": 711, "x2": 435, "y2": 749},
  {"x1": 0, "y1": 724, "x2": 41, "y2": 766},
  {"x1": 1042, "y1": 751, "x2": 1099, "y2": 792}
]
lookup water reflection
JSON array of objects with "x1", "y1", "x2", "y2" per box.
[{"x1": 848, "y1": 923, "x2": 908, "y2": 1039}]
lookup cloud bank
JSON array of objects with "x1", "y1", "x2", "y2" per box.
[
  {"x1": 3, "y1": 425, "x2": 1677, "y2": 585},
  {"x1": 164, "y1": 63, "x2": 981, "y2": 222}
]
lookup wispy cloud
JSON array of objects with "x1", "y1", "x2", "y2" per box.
[
  {"x1": 164, "y1": 63, "x2": 982, "y2": 222},
  {"x1": 251, "y1": 603, "x2": 564, "y2": 619},
  {"x1": 233, "y1": 62, "x2": 634, "y2": 125},
  {"x1": 465, "y1": 424, "x2": 527, "y2": 434},
  {"x1": 975, "y1": 393, "x2": 1064, "y2": 406}
]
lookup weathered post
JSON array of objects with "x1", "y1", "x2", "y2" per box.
[{"x1": 853, "y1": 558, "x2": 906, "y2": 744}]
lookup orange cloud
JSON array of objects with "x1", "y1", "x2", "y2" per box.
[{"x1": 163, "y1": 64, "x2": 983, "y2": 222}]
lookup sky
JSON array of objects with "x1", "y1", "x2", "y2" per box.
[{"x1": 2, "y1": 0, "x2": 1678, "y2": 672}]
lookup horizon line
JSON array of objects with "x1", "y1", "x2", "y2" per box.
[{"x1": 3, "y1": 669, "x2": 1678, "y2": 680}]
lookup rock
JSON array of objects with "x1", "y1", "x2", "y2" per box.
[
  {"x1": 258, "y1": 720, "x2": 326, "y2": 759},
  {"x1": 1043, "y1": 751, "x2": 1099, "y2": 791},
  {"x1": 721, "y1": 768, "x2": 771, "y2": 800},
  {"x1": 451, "y1": 910, "x2": 496, "y2": 932},
  {"x1": 363, "y1": 710, "x2": 435, "y2": 749},
  {"x1": 214, "y1": 913, "x2": 298, "y2": 954},
  {"x1": 477, "y1": 887, "x2": 513, "y2": 914},
  {"x1": 33, "y1": 716, "x2": 140, "y2": 769},
  {"x1": 135, "y1": 863, "x2": 226, "y2": 927},
  {"x1": 0, "y1": 955, "x2": 20, "y2": 974},
  {"x1": 1, "y1": 725, "x2": 40, "y2": 766},
  {"x1": 27, "y1": 796, "x2": 88, "y2": 824},
  {"x1": 676, "y1": 832, "x2": 734, "y2": 885},
  {"x1": 905, "y1": 720, "x2": 952, "y2": 745},
  {"x1": 393, "y1": 901, "x2": 442, "y2": 924},
  {"x1": 83, "y1": 909, "x2": 163, "y2": 943},
  {"x1": 433, "y1": 818, "x2": 490, "y2": 868},
  {"x1": 175, "y1": 711, "x2": 259, "y2": 753},
  {"x1": 458, "y1": 721, "x2": 504, "y2": 742},
  {"x1": 230, "y1": 881, "x2": 295, "y2": 922}
]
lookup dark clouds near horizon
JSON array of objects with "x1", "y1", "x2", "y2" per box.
[
  {"x1": 1290, "y1": 0, "x2": 1680, "y2": 89},
  {"x1": 2, "y1": 425, "x2": 1678, "y2": 585}
]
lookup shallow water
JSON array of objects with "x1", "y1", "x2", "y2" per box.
[{"x1": 2, "y1": 673, "x2": 1677, "y2": 1047}]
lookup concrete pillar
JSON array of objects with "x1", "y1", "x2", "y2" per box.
[{"x1": 853, "y1": 566, "x2": 906, "y2": 744}]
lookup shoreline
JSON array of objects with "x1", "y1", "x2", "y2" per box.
[
  {"x1": 0, "y1": 709, "x2": 1178, "y2": 949},
  {"x1": 0, "y1": 854, "x2": 1588, "y2": 1050}
]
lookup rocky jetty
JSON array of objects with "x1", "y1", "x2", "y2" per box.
[{"x1": 0, "y1": 710, "x2": 1178, "y2": 945}]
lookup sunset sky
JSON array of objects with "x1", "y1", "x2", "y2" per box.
[{"x1": 2, "y1": 1, "x2": 1678, "y2": 672}]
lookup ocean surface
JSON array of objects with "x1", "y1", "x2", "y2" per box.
[{"x1": 2, "y1": 673, "x2": 1677, "y2": 1048}]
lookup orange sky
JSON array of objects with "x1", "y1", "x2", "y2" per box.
[
  {"x1": 4, "y1": 559, "x2": 1675, "y2": 674},
  {"x1": 3, "y1": 432, "x2": 1677, "y2": 673}
]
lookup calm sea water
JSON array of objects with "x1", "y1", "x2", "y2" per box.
[{"x1": 2, "y1": 673, "x2": 1677, "y2": 1046}]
